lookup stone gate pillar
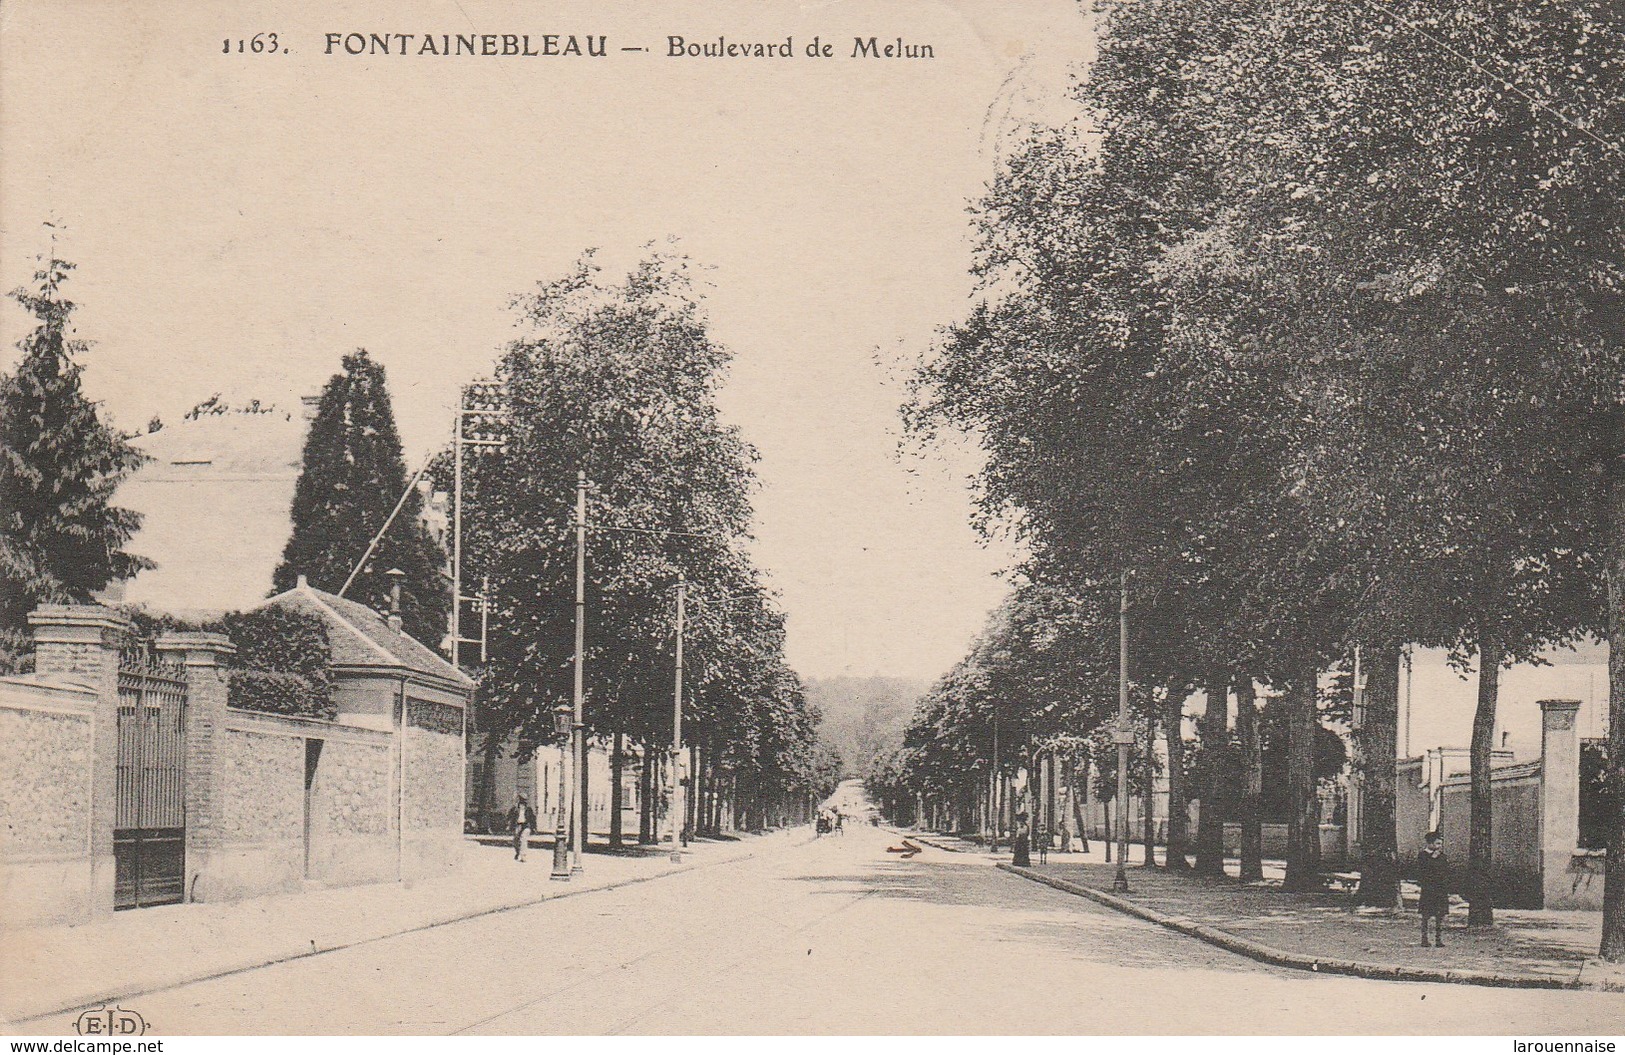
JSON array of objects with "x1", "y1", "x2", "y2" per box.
[
  {"x1": 30, "y1": 604, "x2": 132, "y2": 916},
  {"x1": 1539, "y1": 699, "x2": 1582, "y2": 908},
  {"x1": 156, "y1": 631, "x2": 235, "y2": 903}
]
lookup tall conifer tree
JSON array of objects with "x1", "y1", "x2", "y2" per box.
[{"x1": 273, "y1": 349, "x2": 446, "y2": 647}]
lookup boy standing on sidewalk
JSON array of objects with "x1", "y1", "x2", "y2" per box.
[{"x1": 1418, "y1": 830, "x2": 1450, "y2": 947}]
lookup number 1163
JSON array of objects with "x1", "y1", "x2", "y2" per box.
[{"x1": 223, "y1": 34, "x2": 282, "y2": 54}]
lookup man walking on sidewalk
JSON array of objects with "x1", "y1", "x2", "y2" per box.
[{"x1": 508, "y1": 795, "x2": 537, "y2": 863}]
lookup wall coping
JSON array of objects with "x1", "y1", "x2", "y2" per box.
[
  {"x1": 1438, "y1": 760, "x2": 1542, "y2": 786},
  {"x1": 155, "y1": 630, "x2": 237, "y2": 662},
  {"x1": 26, "y1": 604, "x2": 133, "y2": 633},
  {"x1": 0, "y1": 677, "x2": 98, "y2": 720},
  {"x1": 0, "y1": 674, "x2": 99, "y2": 701},
  {"x1": 335, "y1": 662, "x2": 472, "y2": 701},
  {"x1": 227, "y1": 706, "x2": 393, "y2": 746}
]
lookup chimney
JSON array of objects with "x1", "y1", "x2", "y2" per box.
[
  {"x1": 386, "y1": 568, "x2": 406, "y2": 633},
  {"x1": 300, "y1": 394, "x2": 322, "y2": 423},
  {"x1": 296, "y1": 573, "x2": 308, "y2": 590}
]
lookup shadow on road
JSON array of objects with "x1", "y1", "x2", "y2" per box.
[{"x1": 779, "y1": 859, "x2": 1296, "y2": 979}]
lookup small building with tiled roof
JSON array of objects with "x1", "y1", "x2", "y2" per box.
[
  {"x1": 261, "y1": 576, "x2": 473, "y2": 723},
  {"x1": 251, "y1": 576, "x2": 472, "y2": 882}
]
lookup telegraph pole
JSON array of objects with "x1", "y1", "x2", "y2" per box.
[
  {"x1": 450, "y1": 381, "x2": 505, "y2": 666},
  {"x1": 990, "y1": 704, "x2": 1000, "y2": 853},
  {"x1": 570, "y1": 471, "x2": 588, "y2": 874},
  {"x1": 670, "y1": 579, "x2": 686, "y2": 863},
  {"x1": 451, "y1": 406, "x2": 462, "y2": 667},
  {"x1": 1114, "y1": 569, "x2": 1132, "y2": 893}
]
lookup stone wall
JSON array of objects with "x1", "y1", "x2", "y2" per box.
[
  {"x1": 1432, "y1": 763, "x2": 1542, "y2": 907},
  {"x1": 0, "y1": 677, "x2": 97, "y2": 927},
  {"x1": 402, "y1": 697, "x2": 464, "y2": 878},
  {"x1": 1396, "y1": 757, "x2": 1429, "y2": 861},
  {"x1": 205, "y1": 725, "x2": 306, "y2": 901},
  {"x1": 202, "y1": 710, "x2": 398, "y2": 899},
  {"x1": 223, "y1": 729, "x2": 305, "y2": 844},
  {"x1": 310, "y1": 733, "x2": 393, "y2": 886},
  {"x1": 0, "y1": 702, "x2": 93, "y2": 853},
  {"x1": 323, "y1": 739, "x2": 391, "y2": 837},
  {"x1": 4, "y1": 604, "x2": 471, "y2": 924}
]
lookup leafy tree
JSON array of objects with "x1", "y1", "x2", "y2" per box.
[
  {"x1": 0, "y1": 256, "x2": 150, "y2": 667},
  {"x1": 273, "y1": 349, "x2": 446, "y2": 647},
  {"x1": 1170, "y1": 0, "x2": 1618, "y2": 921},
  {"x1": 456, "y1": 251, "x2": 817, "y2": 833},
  {"x1": 903, "y1": 0, "x2": 1341, "y2": 886}
]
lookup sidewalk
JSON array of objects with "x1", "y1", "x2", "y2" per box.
[
  {"x1": 2, "y1": 828, "x2": 807, "y2": 1026},
  {"x1": 913, "y1": 830, "x2": 1622, "y2": 992}
]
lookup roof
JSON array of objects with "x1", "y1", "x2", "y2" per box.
[
  {"x1": 130, "y1": 410, "x2": 306, "y2": 478},
  {"x1": 258, "y1": 581, "x2": 474, "y2": 691},
  {"x1": 114, "y1": 412, "x2": 306, "y2": 614}
]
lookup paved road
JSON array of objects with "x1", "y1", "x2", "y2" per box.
[{"x1": 30, "y1": 827, "x2": 1624, "y2": 1035}]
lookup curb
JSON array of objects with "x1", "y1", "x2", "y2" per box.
[
  {"x1": 9, "y1": 832, "x2": 816, "y2": 1026},
  {"x1": 997, "y1": 863, "x2": 1621, "y2": 993},
  {"x1": 900, "y1": 832, "x2": 976, "y2": 855}
]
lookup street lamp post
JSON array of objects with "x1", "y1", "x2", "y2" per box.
[
  {"x1": 1113, "y1": 569, "x2": 1132, "y2": 893},
  {"x1": 990, "y1": 702, "x2": 1001, "y2": 853},
  {"x1": 549, "y1": 702, "x2": 572, "y2": 880},
  {"x1": 670, "y1": 579, "x2": 686, "y2": 863},
  {"x1": 570, "y1": 471, "x2": 587, "y2": 874}
]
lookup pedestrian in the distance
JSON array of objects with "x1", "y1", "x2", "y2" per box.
[
  {"x1": 1418, "y1": 830, "x2": 1450, "y2": 947},
  {"x1": 1011, "y1": 810, "x2": 1031, "y2": 868},
  {"x1": 509, "y1": 795, "x2": 537, "y2": 863}
]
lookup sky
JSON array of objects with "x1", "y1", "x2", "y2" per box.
[{"x1": 0, "y1": 0, "x2": 1095, "y2": 682}]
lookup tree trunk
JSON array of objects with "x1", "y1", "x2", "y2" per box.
[
  {"x1": 1469, "y1": 628, "x2": 1502, "y2": 929},
  {"x1": 579, "y1": 742, "x2": 591, "y2": 850},
  {"x1": 609, "y1": 731, "x2": 625, "y2": 848},
  {"x1": 1032, "y1": 748, "x2": 1045, "y2": 845},
  {"x1": 1235, "y1": 678, "x2": 1264, "y2": 881},
  {"x1": 1142, "y1": 718, "x2": 1158, "y2": 868},
  {"x1": 687, "y1": 743, "x2": 700, "y2": 840},
  {"x1": 718, "y1": 767, "x2": 728, "y2": 832},
  {"x1": 989, "y1": 769, "x2": 1000, "y2": 852},
  {"x1": 1284, "y1": 659, "x2": 1322, "y2": 891},
  {"x1": 1604, "y1": 412, "x2": 1625, "y2": 957},
  {"x1": 1076, "y1": 754, "x2": 1090, "y2": 852},
  {"x1": 1163, "y1": 688, "x2": 1189, "y2": 870},
  {"x1": 697, "y1": 744, "x2": 710, "y2": 836},
  {"x1": 477, "y1": 731, "x2": 503, "y2": 834},
  {"x1": 1196, "y1": 670, "x2": 1228, "y2": 875},
  {"x1": 1059, "y1": 756, "x2": 1074, "y2": 851},
  {"x1": 638, "y1": 743, "x2": 654, "y2": 844},
  {"x1": 1355, "y1": 648, "x2": 1402, "y2": 908},
  {"x1": 1045, "y1": 750, "x2": 1057, "y2": 848}
]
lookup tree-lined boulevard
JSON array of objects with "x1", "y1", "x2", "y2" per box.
[
  {"x1": 878, "y1": 0, "x2": 1625, "y2": 953},
  {"x1": 12, "y1": 790, "x2": 1621, "y2": 1036},
  {"x1": 2, "y1": 0, "x2": 1623, "y2": 1030}
]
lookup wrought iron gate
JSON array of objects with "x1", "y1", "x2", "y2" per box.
[{"x1": 115, "y1": 652, "x2": 188, "y2": 909}]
